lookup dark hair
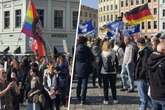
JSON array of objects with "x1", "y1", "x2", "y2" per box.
[
  {"x1": 137, "y1": 37, "x2": 145, "y2": 45},
  {"x1": 77, "y1": 36, "x2": 88, "y2": 44}
]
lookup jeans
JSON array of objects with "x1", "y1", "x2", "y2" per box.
[
  {"x1": 92, "y1": 65, "x2": 102, "y2": 87},
  {"x1": 152, "y1": 99, "x2": 165, "y2": 110},
  {"x1": 137, "y1": 80, "x2": 152, "y2": 110},
  {"x1": 52, "y1": 95, "x2": 60, "y2": 110},
  {"x1": 27, "y1": 103, "x2": 41, "y2": 110},
  {"x1": 102, "y1": 74, "x2": 117, "y2": 101},
  {"x1": 120, "y1": 63, "x2": 134, "y2": 89},
  {"x1": 76, "y1": 78, "x2": 88, "y2": 101}
]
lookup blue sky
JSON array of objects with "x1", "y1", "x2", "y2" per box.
[{"x1": 81, "y1": 0, "x2": 98, "y2": 9}]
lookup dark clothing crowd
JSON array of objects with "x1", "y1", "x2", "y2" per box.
[
  {"x1": 75, "y1": 33, "x2": 165, "y2": 110},
  {"x1": 0, "y1": 53, "x2": 71, "y2": 110}
]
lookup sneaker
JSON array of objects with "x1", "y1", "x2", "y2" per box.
[
  {"x1": 113, "y1": 100, "x2": 119, "y2": 104},
  {"x1": 120, "y1": 88, "x2": 127, "y2": 91},
  {"x1": 80, "y1": 100, "x2": 86, "y2": 105},
  {"x1": 127, "y1": 88, "x2": 134, "y2": 93},
  {"x1": 103, "y1": 100, "x2": 109, "y2": 105}
]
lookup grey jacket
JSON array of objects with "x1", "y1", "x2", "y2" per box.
[
  {"x1": 123, "y1": 43, "x2": 135, "y2": 65},
  {"x1": 101, "y1": 50, "x2": 118, "y2": 74}
]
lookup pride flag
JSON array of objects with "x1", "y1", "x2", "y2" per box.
[{"x1": 22, "y1": 0, "x2": 46, "y2": 59}]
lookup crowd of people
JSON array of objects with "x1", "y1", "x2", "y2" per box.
[
  {"x1": 75, "y1": 32, "x2": 165, "y2": 110},
  {"x1": 0, "y1": 53, "x2": 71, "y2": 110}
]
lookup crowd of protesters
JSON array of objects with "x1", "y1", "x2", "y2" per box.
[
  {"x1": 75, "y1": 32, "x2": 165, "y2": 110},
  {"x1": 0, "y1": 52, "x2": 71, "y2": 110}
]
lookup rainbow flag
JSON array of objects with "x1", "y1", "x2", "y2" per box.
[
  {"x1": 21, "y1": 0, "x2": 38, "y2": 37},
  {"x1": 22, "y1": 0, "x2": 46, "y2": 59}
]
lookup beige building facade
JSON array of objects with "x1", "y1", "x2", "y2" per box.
[
  {"x1": 0, "y1": 0, "x2": 79, "y2": 54},
  {"x1": 98, "y1": 0, "x2": 165, "y2": 37},
  {"x1": 80, "y1": 5, "x2": 98, "y2": 31}
]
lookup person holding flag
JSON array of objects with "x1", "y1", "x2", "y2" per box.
[{"x1": 21, "y1": 0, "x2": 46, "y2": 60}]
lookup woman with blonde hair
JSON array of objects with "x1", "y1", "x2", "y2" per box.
[{"x1": 101, "y1": 40, "x2": 118, "y2": 105}]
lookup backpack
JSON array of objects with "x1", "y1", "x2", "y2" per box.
[
  {"x1": 102, "y1": 55, "x2": 116, "y2": 72},
  {"x1": 58, "y1": 72, "x2": 67, "y2": 89}
]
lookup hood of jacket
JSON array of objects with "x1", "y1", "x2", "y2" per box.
[{"x1": 148, "y1": 52, "x2": 165, "y2": 69}]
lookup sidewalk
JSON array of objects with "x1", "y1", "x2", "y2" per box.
[{"x1": 70, "y1": 79, "x2": 139, "y2": 110}]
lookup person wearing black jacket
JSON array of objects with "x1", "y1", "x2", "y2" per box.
[
  {"x1": 147, "y1": 42, "x2": 165, "y2": 110},
  {"x1": 75, "y1": 36, "x2": 94, "y2": 104},
  {"x1": 134, "y1": 38, "x2": 153, "y2": 110}
]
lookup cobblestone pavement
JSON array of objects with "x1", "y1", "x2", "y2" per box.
[
  {"x1": 20, "y1": 103, "x2": 68, "y2": 110},
  {"x1": 70, "y1": 79, "x2": 139, "y2": 110}
]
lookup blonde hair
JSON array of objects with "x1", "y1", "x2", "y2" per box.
[{"x1": 102, "y1": 41, "x2": 111, "y2": 51}]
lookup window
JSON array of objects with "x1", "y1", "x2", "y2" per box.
[
  {"x1": 111, "y1": 15, "x2": 113, "y2": 21},
  {"x1": 111, "y1": 5, "x2": 113, "y2": 10},
  {"x1": 153, "y1": 21, "x2": 157, "y2": 29},
  {"x1": 80, "y1": 12, "x2": 82, "y2": 16},
  {"x1": 4, "y1": 11, "x2": 10, "y2": 29},
  {"x1": 154, "y1": 8, "x2": 157, "y2": 15},
  {"x1": 136, "y1": 0, "x2": 139, "y2": 5},
  {"x1": 89, "y1": 13, "x2": 92, "y2": 17},
  {"x1": 54, "y1": 10, "x2": 63, "y2": 28},
  {"x1": 163, "y1": 9, "x2": 165, "y2": 17},
  {"x1": 115, "y1": 15, "x2": 117, "y2": 20},
  {"x1": 131, "y1": 0, "x2": 134, "y2": 5},
  {"x1": 115, "y1": 5, "x2": 117, "y2": 9},
  {"x1": 141, "y1": 22, "x2": 144, "y2": 29},
  {"x1": 85, "y1": 12, "x2": 88, "y2": 17},
  {"x1": 15, "y1": 9, "x2": 21, "y2": 28},
  {"x1": 93, "y1": 14, "x2": 96, "y2": 18},
  {"x1": 107, "y1": 5, "x2": 109, "y2": 11},
  {"x1": 142, "y1": 0, "x2": 144, "y2": 3},
  {"x1": 107, "y1": 15, "x2": 109, "y2": 21},
  {"x1": 37, "y1": 9, "x2": 44, "y2": 27},
  {"x1": 104, "y1": 6, "x2": 106, "y2": 11},
  {"x1": 104, "y1": 15, "x2": 106, "y2": 21},
  {"x1": 126, "y1": 0, "x2": 128, "y2": 6},
  {"x1": 148, "y1": 21, "x2": 151, "y2": 29},
  {"x1": 163, "y1": 22, "x2": 165, "y2": 29},
  {"x1": 121, "y1": 1, "x2": 124, "y2": 7},
  {"x1": 72, "y1": 11, "x2": 78, "y2": 29}
]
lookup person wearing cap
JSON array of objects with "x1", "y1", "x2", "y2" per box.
[
  {"x1": 134, "y1": 38, "x2": 153, "y2": 110},
  {"x1": 75, "y1": 36, "x2": 94, "y2": 104}
]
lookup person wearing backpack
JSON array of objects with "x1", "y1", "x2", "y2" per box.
[
  {"x1": 100, "y1": 40, "x2": 118, "y2": 105},
  {"x1": 147, "y1": 42, "x2": 165, "y2": 110}
]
